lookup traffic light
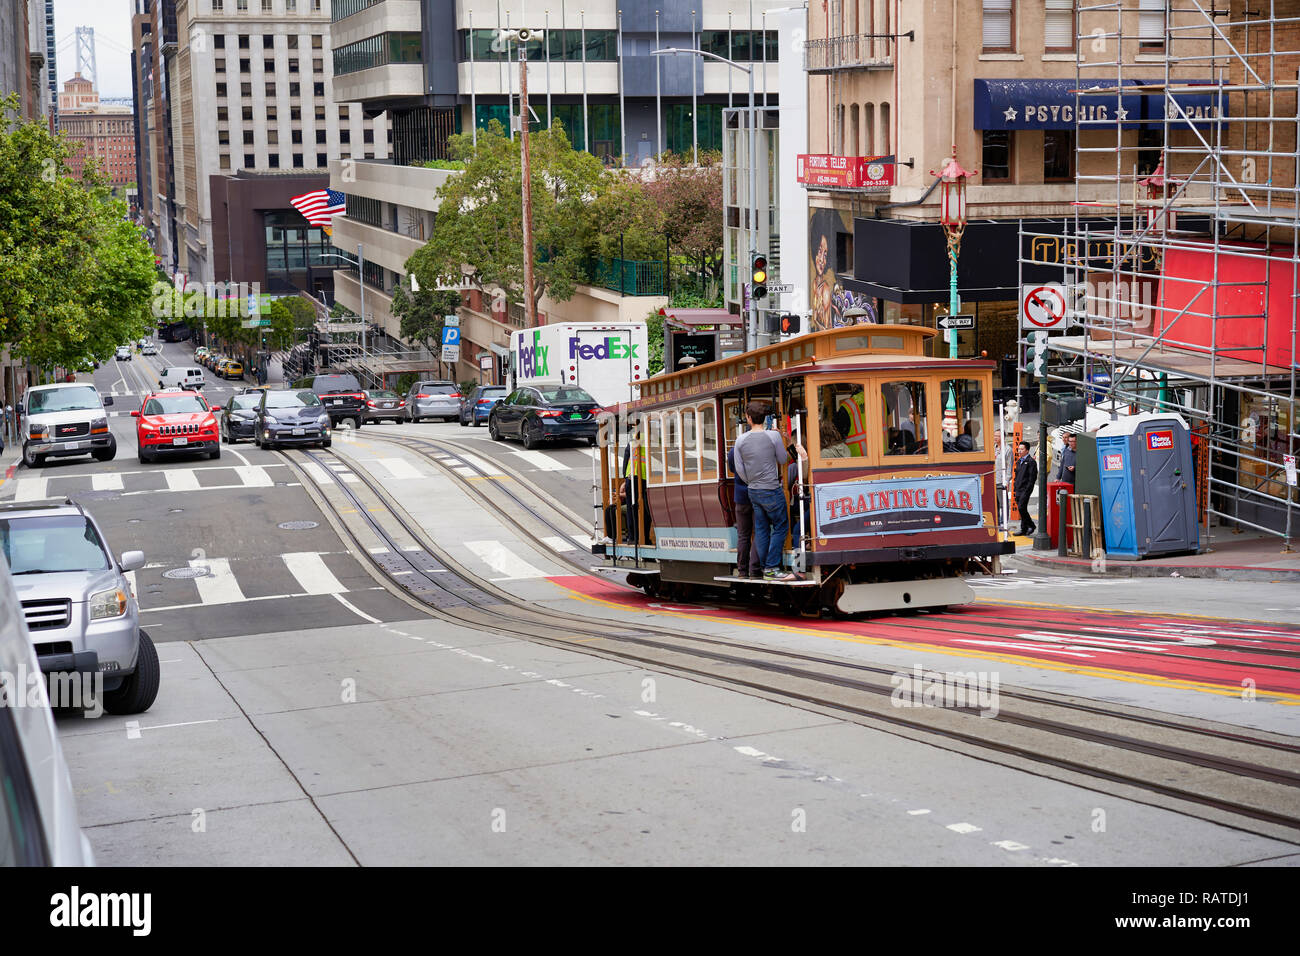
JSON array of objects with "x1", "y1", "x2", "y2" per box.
[
  {"x1": 1029, "y1": 331, "x2": 1048, "y2": 378},
  {"x1": 751, "y1": 253, "x2": 768, "y2": 300},
  {"x1": 780, "y1": 314, "x2": 801, "y2": 335}
]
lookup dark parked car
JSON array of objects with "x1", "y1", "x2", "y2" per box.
[
  {"x1": 292, "y1": 372, "x2": 367, "y2": 429},
  {"x1": 488, "y1": 385, "x2": 600, "y2": 449},
  {"x1": 459, "y1": 385, "x2": 507, "y2": 427},
  {"x1": 362, "y1": 389, "x2": 407, "y2": 423},
  {"x1": 254, "y1": 389, "x2": 332, "y2": 449},
  {"x1": 220, "y1": 393, "x2": 263, "y2": 443}
]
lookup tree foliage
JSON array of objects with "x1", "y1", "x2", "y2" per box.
[
  {"x1": 391, "y1": 285, "x2": 462, "y2": 353},
  {"x1": 0, "y1": 95, "x2": 156, "y2": 369},
  {"x1": 409, "y1": 119, "x2": 606, "y2": 316}
]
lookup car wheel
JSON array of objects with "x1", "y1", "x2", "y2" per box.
[
  {"x1": 588, "y1": 436, "x2": 598, "y2": 447},
  {"x1": 22, "y1": 443, "x2": 44, "y2": 468},
  {"x1": 459, "y1": 414, "x2": 468, "y2": 427},
  {"x1": 102, "y1": 630, "x2": 160, "y2": 716},
  {"x1": 522, "y1": 420, "x2": 543, "y2": 450},
  {"x1": 209, "y1": 445, "x2": 220, "y2": 460},
  {"x1": 92, "y1": 442, "x2": 116, "y2": 462},
  {"x1": 321, "y1": 438, "x2": 332, "y2": 448},
  {"x1": 352, "y1": 416, "x2": 362, "y2": 430},
  {"x1": 488, "y1": 418, "x2": 502, "y2": 441}
]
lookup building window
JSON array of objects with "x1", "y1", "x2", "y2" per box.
[
  {"x1": 317, "y1": 152, "x2": 326, "y2": 166},
  {"x1": 240, "y1": 58, "x2": 250, "y2": 72},
  {"x1": 982, "y1": 129, "x2": 1013, "y2": 182},
  {"x1": 264, "y1": 58, "x2": 274, "y2": 72},
  {"x1": 1044, "y1": 129, "x2": 1074, "y2": 181},
  {"x1": 333, "y1": 33, "x2": 423, "y2": 75},
  {"x1": 267, "y1": 130, "x2": 279, "y2": 145},
  {"x1": 218, "y1": 130, "x2": 230, "y2": 145},
  {"x1": 215, "y1": 58, "x2": 225, "y2": 73},
  {"x1": 312, "y1": 58, "x2": 323, "y2": 72},
  {"x1": 268, "y1": 153, "x2": 280, "y2": 168},
  {"x1": 849, "y1": 105, "x2": 859, "y2": 156},
  {"x1": 290, "y1": 106, "x2": 301, "y2": 120},
  {"x1": 289, "y1": 82, "x2": 300, "y2": 96},
  {"x1": 237, "y1": 0, "x2": 247, "y2": 10},
  {"x1": 982, "y1": 0, "x2": 1014, "y2": 52},
  {"x1": 314, "y1": 82, "x2": 324, "y2": 96},
  {"x1": 220, "y1": 154, "x2": 230, "y2": 169},
  {"x1": 215, "y1": 35, "x2": 225, "y2": 48},
  {"x1": 238, "y1": 35, "x2": 249, "y2": 49},
  {"x1": 340, "y1": 129, "x2": 350, "y2": 144},
  {"x1": 315, "y1": 106, "x2": 326, "y2": 121},
  {"x1": 245, "y1": 153, "x2": 255, "y2": 166},
  {"x1": 315, "y1": 129, "x2": 326, "y2": 144},
  {"x1": 362, "y1": 128, "x2": 373, "y2": 143},
  {"x1": 240, "y1": 82, "x2": 251, "y2": 96},
  {"x1": 291, "y1": 129, "x2": 302, "y2": 143},
  {"x1": 263, "y1": 36, "x2": 273, "y2": 49},
  {"x1": 266, "y1": 104, "x2": 277, "y2": 119},
  {"x1": 293, "y1": 153, "x2": 303, "y2": 167},
  {"x1": 265, "y1": 82, "x2": 276, "y2": 96},
  {"x1": 287, "y1": 35, "x2": 298, "y2": 50},
  {"x1": 217, "y1": 106, "x2": 228, "y2": 121},
  {"x1": 863, "y1": 103, "x2": 875, "y2": 156},
  {"x1": 1044, "y1": 0, "x2": 1075, "y2": 51},
  {"x1": 242, "y1": 105, "x2": 253, "y2": 120},
  {"x1": 262, "y1": 0, "x2": 271, "y2": 11},
  {"x1": 312, "y1": 0, "x2": 320, "y2": 11},
  {"x1": 215, "y1": 82, "x2": 227, "y2": 97},
  {"x1": 289, "y1": 58, "x2": 299, "y2": 73},
  {"x1": 287, "y1": 0, "x2": 296, "y2": 10},
  {"x1": 880, "y1": 103, "x2": 890, "y2": 155},
  {"x1": 312, "y1": 35, "x2": 322, "y2": 49},
  {"x1": 243, "y1": 130, "x2": 254, "y2": 145},
  {"x1": 1137, "y1": 126, "x2": 1163, "y2": 176},
  {"x1": 1139, "y1": 0, "x2": 1165, "y2": 48}
]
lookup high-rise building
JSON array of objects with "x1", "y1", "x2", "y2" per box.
[
  {"x1": 327, "y1": 0, "x2": 779, "y2": 380},
  {"x1": 163, "y1": 0, "x2": 389, "y2": 293},
  {"x1": 57, "y1": 74, "x2": 137, "y2": 192},
  {"x1": 0, "y1": 0, "x2": 50, "y2": 123}
]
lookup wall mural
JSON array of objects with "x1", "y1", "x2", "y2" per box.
[{"x1": 809, "y1": 207, "x2": 878, "y2": 332}]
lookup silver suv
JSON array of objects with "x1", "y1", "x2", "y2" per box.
[
  {"x1": 18, "y1": 382, "x2": 117, "y2": 467},
  {"x1": 0, "y1": 498, "x2": 158, "y2": 715}
]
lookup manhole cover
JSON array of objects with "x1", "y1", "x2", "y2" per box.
[
  {"x1": 278, "y1": 520, "x2": 319, "y2": 530},
  {"x1": 163, "y1": 566, "x2": 210, "y2": 580}
]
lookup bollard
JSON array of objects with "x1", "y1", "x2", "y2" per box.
[
  {"x1": 1057, "y1": 489, "x2": 1069, "y2": 557},
  {"x1": 1082, "y1": 503, "x2": 1094, "y2": 559}
]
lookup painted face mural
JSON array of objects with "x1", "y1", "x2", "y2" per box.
[{"x1": 809, "y1": 207, "x2": 877, "y2": 332}]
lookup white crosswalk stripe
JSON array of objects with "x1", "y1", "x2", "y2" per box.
[
  {"x1": 540, "y1": 536, "x2": 577, "y2": 552},
  {"x1": 164, "y1": 469, "x2": 201, "y2": 491},
  {"x1": 376, "y1": 457, "x2": 423, "y2": 479},
  {"x1": 509, "y1": 449, "x2": 570, "y2": 472},
  {"x1": 190, "y1": 557, "x2": 246, "y2": 605},
  {"x1": 235, "y1": 465, "x2": 273, "y2": 487},
  {"x1": 455, "y1": 452, "x2": 502, "y2": 476},
  {"x1": 281, "y1": 551, "x2": 348, "y2": 594},
  {"x1": 91, "y1": 473, "x2": 124, "y2": 491},
  {"x1": 301, "y1": 462, "x2": 333, "y2": 484},
  {"x1": 465, "y1": 540, "x2": 549, "y2": 579},
  {"x1": 13, "y1": 478, "x2": 47, "y2": 502}
]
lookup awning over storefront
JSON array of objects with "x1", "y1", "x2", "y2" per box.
[
  {"x1": 974, "y1": 78, "x2": 1226, "y2": 131},
  {"x1": 849, "y1": 215, "x2": 1213, "y2": 305}
]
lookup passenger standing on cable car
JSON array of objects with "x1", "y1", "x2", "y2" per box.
[
  {"x1": 733, "y1": 401, "x2": 797, "y2": 582},
  {"x1": 726, "y1": 444, "x2": 759, "y2": 578},
  {"x1": 620, "y1": 434, "x2": 650, "y2": 543}
]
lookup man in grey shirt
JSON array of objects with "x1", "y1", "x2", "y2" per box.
[
  {"x1": 732, "y1": 400, "x2": 797, "y2": 580},
  {"x1": 1055, "y1": 432, "x2": 1078, "y2": 484}
]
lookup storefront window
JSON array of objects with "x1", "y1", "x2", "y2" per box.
[
  {"x1": 1044, "y1": 129, "x2": 1074, "y2": 182},
  {"x1": 982, "y1": 129, "x2": 1013, "y2": 182},
  {"x1": 882, "y1": 381, "x2": 928, "y2": 456},
  {"x1": 939, "y1": 379, "x2": 986, "y2": 454}
]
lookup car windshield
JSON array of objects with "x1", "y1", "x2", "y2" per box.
[
  {"x1": 231, "y1": 395, "x2": 261, "y2": 410},
  {"x1": 144, "y1": 394, "x2": 208, "y2": 415},
  {"x1": 0, "y1": 515, "x2": 110, "y2": 574},
  {"x1": 313, "y1": 375, "x2": 361, "y2": 392},
  {"x1": 27, "y1": 386, "x2": 103, "y2": 414},
  {"x1": 368, "y1": 391, "x2": 400, "y2": 400},
  {"x1": 537, "y1": 387, "x2": 596, "y2": 404},
  {"x1": 264, "y1": 390, "x2": 322, "y2": 408}
]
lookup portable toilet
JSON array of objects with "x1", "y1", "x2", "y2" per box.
[{"x1": 1095, "y1": 412, "x2": 1199, "y2": 560}]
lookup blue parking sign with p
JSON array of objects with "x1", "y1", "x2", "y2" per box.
[{"x1": 442, "y1": 326, "x2": 461, "y2": 346}]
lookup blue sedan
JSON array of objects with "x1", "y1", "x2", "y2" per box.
[{"x1": 459, "y1": 385, "x2": 507, "y2": 427}]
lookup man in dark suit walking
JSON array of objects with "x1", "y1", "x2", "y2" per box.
[{"x1": 1014, "y1": 440, "x2": 1038, "y2": 537}]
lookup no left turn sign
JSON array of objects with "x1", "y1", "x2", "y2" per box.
[{"x1": 1021, "y1": 283, "x2": 1068, "y2": 331}]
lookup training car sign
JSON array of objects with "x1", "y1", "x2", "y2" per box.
[{"x1": 814, "y1": 475, "x2": 984, "y2": 539}]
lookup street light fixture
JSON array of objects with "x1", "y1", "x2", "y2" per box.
[
  {"x1": 652, "y1": 46, "x2": 759, "y2": 353},
  {"x1": 931, "y1": 150, "x2": 974, "y2": 439}
]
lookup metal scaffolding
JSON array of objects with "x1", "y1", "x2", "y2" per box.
[{"x1": 1020, "y1": 0, "x2": 1299, "y2": 551}]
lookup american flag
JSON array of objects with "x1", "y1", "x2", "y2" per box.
[{"x1": 289, "y1": 188, "x2": 345, "y2": 226}]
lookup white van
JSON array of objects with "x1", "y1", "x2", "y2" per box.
[{"x1": 157, "y1": 366, "x2": 205, "y2": 391}]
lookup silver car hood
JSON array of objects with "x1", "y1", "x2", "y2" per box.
[{"x1": 11, "y1": 568, "x2": 120, "y2": 604}]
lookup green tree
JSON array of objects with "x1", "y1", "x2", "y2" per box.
[
  {"x1": 643, "y1": 151, "x2": 724, "y2": 291},
  {"x1": 0, "y1": 95, "x2": 156, "y2": 369},
  {"x1": 391, "y1": 285, "x2": 462, "y2": 354},
  {"x1": 645, "y1": 310, "x2": 665, "y2": 377},
  {"x1": 409, "y1": 119, "x2": 606, "y2": 319},
  {"x1": 267, "y1": 295, "x2": 316, "y2": 351}
]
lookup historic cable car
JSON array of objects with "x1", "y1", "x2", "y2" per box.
[{"x1": 594, "y1": 324, "x2": 1015, "y2": 615}]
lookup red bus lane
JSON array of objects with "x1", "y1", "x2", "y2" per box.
[{"x1": 549, "y1": 575, "x2": 1300, "y2": 698}]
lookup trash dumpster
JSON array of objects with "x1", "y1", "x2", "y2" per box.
[{"x1": 1095, "y1": 413, "x2": 1200, "y2": 560}]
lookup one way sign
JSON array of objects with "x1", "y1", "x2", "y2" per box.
[{"x1": 938, "y1": 314, "x2": 975, "y2": 330}]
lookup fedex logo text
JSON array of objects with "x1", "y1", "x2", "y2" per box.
[
  {"x1": 568, "y1": 336, "x2": 639, "y2": 361},
  {"x1": 517, "y1": 331, "x2": 549, "y2": 378}
]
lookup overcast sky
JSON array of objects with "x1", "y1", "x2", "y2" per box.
[{"x1": 52, "y1": 0, "x2": 136, "y2": 99}]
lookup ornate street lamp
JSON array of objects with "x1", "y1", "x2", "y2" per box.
[{"x1": 930, "y1": 150, "x2": 975, "y2": 434}]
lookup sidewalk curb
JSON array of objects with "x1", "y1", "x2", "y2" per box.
[{"x1": 1012, "y1": 551, "x2": 1300, "y2": 583}]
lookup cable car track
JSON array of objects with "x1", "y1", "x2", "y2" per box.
[{"x1": 272, "y1": 440, "x2": 1300, "y2": 843}]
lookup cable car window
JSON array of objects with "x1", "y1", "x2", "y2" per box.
[
  {"x1": 870, "y1": 334, "x2": 905, "y2": 351},
  {"x1": 722, "y1": 397, "x2": 740, "y2": 447},
  {"x1": 699, "y1": 403, "x2": 718, "y2": 480},
  {"x1": 647, "y1": 413, "x2": 664, "y2": 484},
  {"x1": 833, "y1": 334, "x2": 873, "y2": 352},
  {"x1": 680, "y1": 408, "x2": 698, "y2": 481},
  {"x1": 663, "y1": 411, "x2": 682, "y2": 482},
  {"x1": 882, "y1": 380, "x2": 929, "y2": 457},
  {"x1": 819, "y1": 382, "x2": 868, "y2": 458},
  {"x1": 939, "y1": 378, "x2": 986, "y2": 454}
]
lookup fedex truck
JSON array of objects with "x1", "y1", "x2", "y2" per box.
[{"x1": 508, "y1": 322, "x2": 649, "y2": 408}]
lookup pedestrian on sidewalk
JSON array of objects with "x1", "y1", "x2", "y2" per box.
[
  {"x1": 1055, "y1": 432, "x2": 1078, "y2": 485},
  {"x1": 732, "y1": 400, "x2": 797, "y2": 581},
  {"x1": 1014, "y1": 440, "x2": 1038, "y2": 536}
]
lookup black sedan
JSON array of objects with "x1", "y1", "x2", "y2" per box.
[
  {"x1": 220, "y1": 393, "x2": 263, "y2": 444},
  {"x1": 253, "y1": 389, "x2": 333, "y2": 449},
  {"x1": 488, "y1": 385, "x2": 600, "y2": 449}
]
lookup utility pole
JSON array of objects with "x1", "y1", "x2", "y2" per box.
[{"x1": 519, "y1": 31, "x2": 537, "y2": 328}]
